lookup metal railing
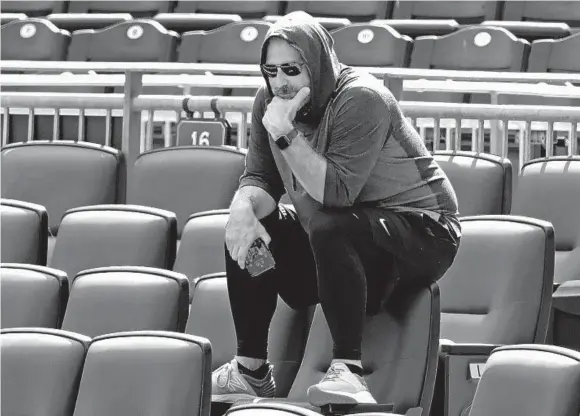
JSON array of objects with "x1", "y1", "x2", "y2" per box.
[
  {"x1": 4, "y1": 61, "x2": 580, "y2": 84},
  {"x1": 1, "y1": 61, "x2": 579, "y2": 186},
  {"x1": 2, "y1": 90, "x2": 579, "y2": 183},
  {"x1": 3, "y1": 62, "x2": 580, "y2": 155}
]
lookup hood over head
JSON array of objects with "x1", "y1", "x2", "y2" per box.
[{"x1": 260, "y1": 11, "x2": 344, "y2": 125}]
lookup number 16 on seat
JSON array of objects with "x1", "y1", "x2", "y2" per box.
[{"x1": 176, "y1": 118, "x2": 232, "y2": 147}]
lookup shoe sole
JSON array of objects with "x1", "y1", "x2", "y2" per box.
[
  {"x1": 212, "y1": 393, "x2": 259, "y2": 403},
  {"x1": 307, "y1": 387, "x2": 377, "y2": 407}
]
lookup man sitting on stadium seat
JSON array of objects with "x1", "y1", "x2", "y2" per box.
[{"x1": 213, "y1": 11, "x2": 461, "y2": 407}]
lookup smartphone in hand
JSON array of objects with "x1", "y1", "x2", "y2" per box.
[{"x1": 245, "y1": 238, "x2": 276, "y2": 277}]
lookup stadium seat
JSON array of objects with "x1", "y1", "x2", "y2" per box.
[
  {"x1": 511, "y1": 157, "x2": 580, "y2": 285},
  {"x1": 47, "y1": 13, "x2": 133, "y2": 31},
  {"x1": 1, "y1": 199, "x2": 48, "y2": 265},
  {"x1": 174, "y1": 1, "x2": 283, "y2": 19},
  {"x1": 434, "y1": 216, "x2": 554, "y2": 416},
  {"x1": 178, "y1": 20, "x2": 271, "y2": 64},
  {"x1": 528, "y1": 32, "x2": 580, "y2": 73},
  {"x1": 0, "y1": 0, "x2": 67, "y2": 16},
  {"x1": 1, "y1": 264, "x2": 68, "y2": 329},
  {"x1": 433, "y1": 151, "x2": 512, "y2": 216},
  {"x1": 285, "y1": 1, "x2": 392, "y2": 22},
  {"x1": 370, "y1": 19, "x2": 460, "y2": 38},
  {"x1": 503, "y1": 1, "x2": 580, "y2": 29},
  {"x1": 480, "y1": 21, "x2": 571, "y2": 41},
  {"x1": 1, "y1": 18, "x2": 70, "y2": 61},
  {"x1": 503, "y1": 32, "x2": 579, "y2": 106},
  {"x1": 468, "y1": 345, "x2": 580, "y2": 416},
  {"x1": 68, "y1": 0, "x2": 172, "y2": 17},
  {"x1": 127, "y1": 147, "x2": 246, "y2": 235},
  {"x1": 49, "y1": 205, "x2": 177, "y2": 280},
  {"x1": 330, "y1": 23, "x2": 413, "y2": 67},
  {"x1": 234, "y1": 283, "x2": 440, "y2": 415},
  {"x1": 0, "y1": 328, "x2": 90, "y2": 416},
  {"x1": 153, "y1": 13, "x2": 242, "y2": 33},
  {"x1": 510, "y1": 157, "x2": 580, "y2": 352},
  {"x1": 61, "y1": 266, "x2": 189, "y2": 337},
  {"x1": 392, "y1": 1, "x2": 501, "y2": 24},
  {"x1": 408, "y1": 26, "x2": 530, "y2": 103},
  {"x1": 411, "y1": 26, "x2": 530, "y2": 71},
  {"x1": 68, "y1": 19, "x2": 179, "y2": 62},
  {"x1": 185, "y1": 273, "x2": 314, "y2": 398},
  {"x1": 173, "y1": 210, "x2": 230, "y2": 298},
  {"x1": 1, "y1": 141, "x2": 122, "y2": 235},
  {"x1": 73, "y1": 331, "x2": 212, "y2": 416}
]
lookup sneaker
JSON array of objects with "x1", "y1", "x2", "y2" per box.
[
  {"x1": 211, "y1": 359, "x2": 273, "y2": 403},
  {"x1": 307, "y1": 362, "x2": 376, "y2": 407}
]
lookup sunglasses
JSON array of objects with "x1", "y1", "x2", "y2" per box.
[{"x1": 260, "y1": 62, "x2": 306, "y2": 78}]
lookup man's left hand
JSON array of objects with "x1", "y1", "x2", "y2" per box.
[{"x1": 263, "y1": 87, "x2": 310, "y2": 139}]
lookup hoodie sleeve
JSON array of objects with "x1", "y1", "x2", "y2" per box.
[
  {"x1": 323, "y1": 86, "x2": 392, "y2": 208},
  {"x1": 238, "y1": 87, "x2": 286, "y2": 203}
]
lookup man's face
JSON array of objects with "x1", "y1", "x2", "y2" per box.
[{"x1": 264, "y1": 38, "x2": 310, "y2": 100}]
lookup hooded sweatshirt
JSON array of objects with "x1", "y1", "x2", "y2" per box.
[{"x1": 239, "y1": 12, "x2": 459, "y2": 233}]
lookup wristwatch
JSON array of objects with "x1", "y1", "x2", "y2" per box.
[{"x1": 275, "y1": 128, "x2": 299, "y2": 150}]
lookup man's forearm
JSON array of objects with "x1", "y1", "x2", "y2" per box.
[
  {"x1": 280, "y1": 132, "x2": 327, "y2": 204},
  {"x1": 230, "y1": 185, "x2": 277, "y2": 220}
]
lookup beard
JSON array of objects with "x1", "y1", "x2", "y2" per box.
[{"x1": 274, "y1": 86, "x2": 298, "y2": 99}]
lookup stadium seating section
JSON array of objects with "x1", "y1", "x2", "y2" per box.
[
  {"x1": 1, "y1": 1, "x2": 580, "y2": 416},
  {"x1": 1, "y1": 1, "x2": 579, "y2": 65}
]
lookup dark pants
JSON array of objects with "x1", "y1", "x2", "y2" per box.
[{"x1": 225, "y1": 204, "x2": 460, "y2": 361}]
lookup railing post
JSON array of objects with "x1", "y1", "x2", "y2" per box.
[
  {"x1": 570, "y1": 123, "x2": 578, "y2": 156},
  {"x1": 120, "y1": 70, "x2": 143, "y2": 204},
  {"x1": 489, "y1": 92, "x2": 503, "y2": 156},
  {"x1": 384, "y1": 75, "x2": 403, "y2": 101}
]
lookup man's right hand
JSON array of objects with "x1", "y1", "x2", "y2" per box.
[{"x1": 226, "y1": 204, "x2": 272, "y2": 270}]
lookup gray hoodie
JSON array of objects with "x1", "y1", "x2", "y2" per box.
[{"x1": 239, "y1": 12, "x2": 459, "y2": 231}]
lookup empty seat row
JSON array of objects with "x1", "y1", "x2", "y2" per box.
[
  {"x1": 3, "y1": 1, "x2": 580, "y2": 27},
  {"x1": 2, "y1": 18, "x2": 579, "y2": 73},
  {"x1": 0, "y1": 264, "x2": 310, "y2": 398},
  {"x1": 2, "y1": 142, "x2": 579, "y2": 285},
  {"x1": 3, "y1": 326, "x2": 579, "y2": 416},
  {"x1": 0, "y1": 213, "x2": 573, "y2": 414},
  {"x1": 1, "y1": 328, "x2": 212, "y2": 416},
  {"x1": 0, "y1": 198, "x2": 230, "y2": 296},
  {"x1": 227, "y1": 345, "x2": 580, "y2": 416},
  {"x1": 0, "y1": 142, "x2": 245, "y2": 235},
  {"x1": 2, "y1": 12, "x2": 576, "y2": 40},
  {"x1": 0, "y1": 264, "x2": 189, "y2": 336}
]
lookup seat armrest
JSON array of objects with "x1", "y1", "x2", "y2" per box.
[
  {"x1": 551, "y1": 279, "x2": 580, "y2": 351},
  {"x1": 552, "y1": 280, "x2": 580, "y2": 315},
  {"x1": 440, "y1": 343, "x2": 502, "y2": 356},
  {"x1": 438, "y1": 343, "x2": 502, "y2": 416}
]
